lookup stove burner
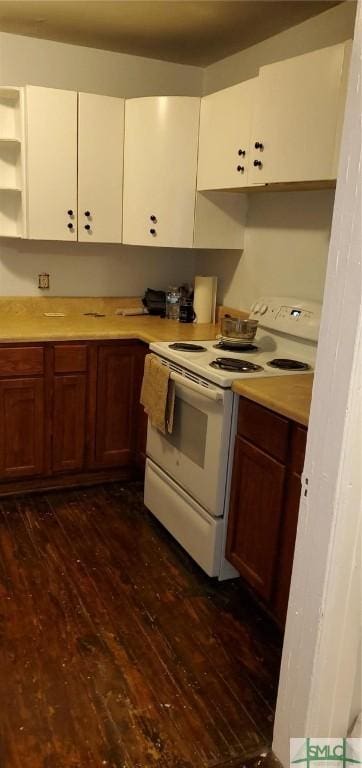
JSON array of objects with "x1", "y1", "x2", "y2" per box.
[
  {"x1": 168, "y1": 343, "x2": 207, "y2": 352},
  {"x1": 267, "y1": 358, "x2": 310, "y2": 371},
  {"x1": 210, "y1": 357, "x2": 264, "y2": 373},
  {"x1": 214, "y1": 341, "x2": 258, "y2": 352}
]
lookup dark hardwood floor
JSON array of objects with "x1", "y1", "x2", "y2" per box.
[{"x1": 0, "y1": 482, "x2": 281, "y2": 768}]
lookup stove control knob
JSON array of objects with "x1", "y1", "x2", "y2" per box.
[
  {"x1": 260, "y1": 304, "x2": 268, "y2": 315},
  {"x1": 254, "y1": 303, "x2": 261, "y2": 314}
]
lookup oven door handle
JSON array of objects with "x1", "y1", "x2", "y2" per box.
[{"x1": 170, "y1": 371, "x2": 224, "y2": 402}]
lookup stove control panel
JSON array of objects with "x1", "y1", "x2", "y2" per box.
[{"x1": 250, "y1": 296, "x2": 321, "y2": 341}]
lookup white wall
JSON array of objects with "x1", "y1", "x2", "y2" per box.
[
  {"x1": 203, "y1": 3, "x2": 356, "y2": 94},
  {"x1": 0, "y1": 32, "x2": 200, "y2": 296},
  {"x1": 0, "y1": 239, "x2": 196, "y2": 296},
  {"x1": 197, "y1": 2, "x2": 355, "y2": 309},
  {"x1": 0, "y1": 31, "x2": 202, "y2": 97},
  {"x1": 195, "y1": 190, "x2": 335, "y2": 309}
]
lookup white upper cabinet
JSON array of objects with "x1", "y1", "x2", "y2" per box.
[
  {"x1": 20, "y1": 41, "x2": 350, "y2": 247},
  {"x1": 78, "y1": 93, "x2": 124, "y2": 244},
  {"x1": 197, "y1": 79, "x2": 256, "y2": 190},
  {"x1": 123, "y1": 97, "x2": 200, "y2": 248},
  {"x1": 26, "y1": 86, "x2": 78, "y2": 240},
  {"x1": 248, "y1": 42, "x2": 351, "y2": 186},
  {"x1": 25, "y1": 87, "x2": 124, "y2": 243}
]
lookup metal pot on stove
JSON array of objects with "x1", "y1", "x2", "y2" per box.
[{"x1": 220, "y1": 314, "x2": 259, "y2": 340}]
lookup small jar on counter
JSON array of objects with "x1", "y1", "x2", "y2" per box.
[{"x1": 166, "y1": 286, "x2": 181, "y2": 320}]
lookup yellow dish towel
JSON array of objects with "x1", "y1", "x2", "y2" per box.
[{"x1": 140, "y1": 353, "x2": 175, "y2": 435}]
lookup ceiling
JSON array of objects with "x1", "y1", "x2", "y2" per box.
[{"x1": 0, "y1": 0, "x2": 343, "y2": 67}]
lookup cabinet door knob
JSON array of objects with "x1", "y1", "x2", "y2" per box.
[
  {"x1": 238, "y1": 149, "x2": 246, "y2": 156},
  {"x1": 84, "y1": 224, "x2": 91, "y2": 231},
  {"x1": 150, "y1": 215, "x2": 157, "y2": 222},
  {"x1": 67, "y1": 209, "x2": 73, "y2": 216},
  {"x1": 67, "y1": 222, "x2": 73, "y2": 229},
  {"x1": 150, "y1": 228, "x2": 156, "y2": 235},
  {"x1": 84, "y1": 211, "x2": 91, "y2": 217},
  {"x1": 253, "y1": 160, "x2": 263, "y2": 167},
  {"x1": 254, "y1": 142, "x2": 264, "y2": 150},
  {"x1": 237, "y1": 165, "x2": 245, "y2": 172}
]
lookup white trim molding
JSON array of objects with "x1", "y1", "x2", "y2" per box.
[{"x1": 273, "y1": 1, "x2": 362, "y2": 763}]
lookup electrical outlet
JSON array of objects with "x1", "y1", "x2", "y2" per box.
[{"x1": 38, "y1": 273, "x2": 50, "y2": 290}]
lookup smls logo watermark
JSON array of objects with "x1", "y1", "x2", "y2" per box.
[{"x1": 290, "y1": 739, "x2": 362, "y2": 768}]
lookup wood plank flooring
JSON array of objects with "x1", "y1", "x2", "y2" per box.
[{"x1": 0, "y1": 482, "x2": 281, "y2": 768}]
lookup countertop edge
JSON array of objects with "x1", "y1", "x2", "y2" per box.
[
  {"x1": 231, "y1": 375, "x2": 313, "y2": 427},
  {"x1": 0, "y1": 331, "x2": 155, "y2": 345}
]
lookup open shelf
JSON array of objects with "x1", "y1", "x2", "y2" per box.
[
  {"x1": 0, "y1": 189, "x2": 24, "y2": 237},
  {"x1": 0, "y1": 87, "x2": 25, "y2": 238},
  {"x1": 0, "y1": 141, "x2": 23, "y2": 188},
  {"x1": 0, "y1": 137, "x2": 22, "y2": 144},
  {"x1": 0, "y1": 87, "x2": 22, "y2": 99},
  {"x1": 0, "y1": 88, "x2": 23, "y2": 141}
]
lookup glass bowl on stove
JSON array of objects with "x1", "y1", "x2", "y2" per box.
[{"x1": 220, "y1": 315, "x2": 259, "y2": 341}]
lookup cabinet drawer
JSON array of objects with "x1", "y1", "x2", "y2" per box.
[
  {"x1": 290, "y1": 425, "x2": 307, "y2": 475},
  {"x1": 237, "y1": 397, "x2": 289, "y2": 462},
  {"x1": 0, "y1": 346, "x2": 44, "y2": 376},
  {"x1": 54, "y1": 345, "x2": 88, "y2": 373}
]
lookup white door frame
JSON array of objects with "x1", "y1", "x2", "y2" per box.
[{"x1": 273, "y1": 2, "x2": 362, "y2": 763}]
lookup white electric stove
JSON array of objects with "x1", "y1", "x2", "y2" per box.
[
  {"x1": 144, "y1": 297, "x2": 321, "y2": 580},
  {"x1": 149, "y1": 296, "x2": 321, "y2": 387}
]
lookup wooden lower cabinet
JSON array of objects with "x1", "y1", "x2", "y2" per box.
[
  {"x1": 226, "y1": 396, "x2": 307, "y2": 627},
  {"x1": 0, "y1": 377, "x2": 45, "y2": 479},
  {"x1": 0, "y1": 340, "x2": 149, "y2": 493},
  {"x1": 52, "y1": 374, "x2": 87, "y2": 473},
  {"x1": 227, "y1": 436, "x2": 285, "y2": 601},
  {"x1": 272, "y1": 471, "x2": 302, "y2": 624},
  {"x1": 135, "y1": 344, "x2": 149, "y2": 469},
  {"x1": 94, "y1": 345, "x2": 138, "y2": 468}
]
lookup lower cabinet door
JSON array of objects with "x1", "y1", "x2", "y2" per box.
[
  {"x1": 52, "y1": 374, "x2": 86, "y2": 473},
  {"x1": 0, "y1": 377, "x2": 44, "y2": 479},
  {"x1": 135, "y1": 344, "x2": 149, "y2": 469},
  {"x1": 226, "y1": 436, "x2": 286, "y2": 601},
  {"x1": 95, "y1": 345, "x2": 137, "y2": 467},
  {"x1": 272, "y1": 472, "x2": 302, "y2": 625}
]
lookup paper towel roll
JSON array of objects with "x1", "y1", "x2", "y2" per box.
[{"x1": 193, "y1": 276, "x2": 217, "y2": 324}]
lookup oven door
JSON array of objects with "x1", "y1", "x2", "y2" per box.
[{"x1": 146, "y1": 369, "x2": 234, "y2": 516}]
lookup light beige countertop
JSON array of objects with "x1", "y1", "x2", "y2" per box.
[
  {"x1": 0, "y1": 297, "x2": 219, "y2": 344},
  {"x1": 232, "y1": 374, "x2": 314, "y2": 426},
  {"x1": 0, "y1": 297, "x2": 313, "y2": 424}
]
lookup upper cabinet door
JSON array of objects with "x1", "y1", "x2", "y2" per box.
[
  {"x1": 78, "y1": 93, "x2": 124, "y2": 244},
  {"x1": 123, "y1": 97, "x2": 200, "y2": 248},
  {"x1": 197, "y1": 79, "x2": 256, "y2": 190},
  {"x1": 249, "y1": 43, "x2": 350, "y2": 185},
  {"x1": 25, "y1": 86, "x2": 77, "y2": 240}
]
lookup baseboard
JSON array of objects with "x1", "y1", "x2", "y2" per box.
[{"x1": 0, "y1": 466, "x2": 142, "y2": 498}]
